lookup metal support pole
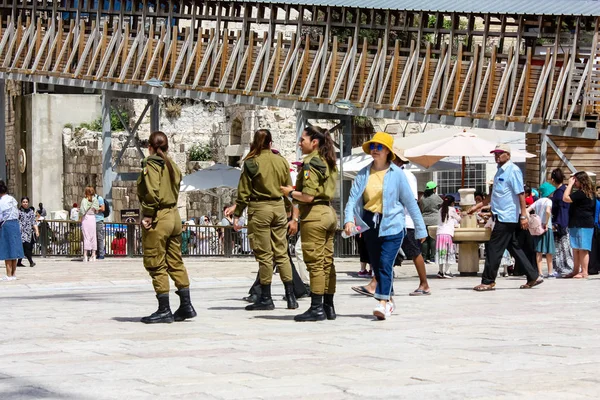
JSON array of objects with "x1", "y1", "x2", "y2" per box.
[
  {"x1": 539, "y1": 133, "x2": 547, "y2": 185},
  {"x1": 339, "y1": 116, "x2": 352, "y2": 226},
  {"x1": 150, "y1": 95, "x2": 160, "y2": 132},
  {"x1": 295, "y1": 111, "x2": 307, "y2": 160},
  {"x1": 102, "y1": 91, "x2": 117, "y2": 211},
  {"x1": 0, "y1": 80, "x2": 5, "y2": 182}
]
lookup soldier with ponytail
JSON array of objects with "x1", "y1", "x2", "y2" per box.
[
  {"x1": 281, "y1": 125, "x2": 339, "y2": 322},
  {"x1": 137, "y1": 131, "x2": 196, "y2": 324}
]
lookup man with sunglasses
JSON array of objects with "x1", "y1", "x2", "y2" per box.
[{"x1": 472, "y1": 144, "x2": 543, "y2": 291}]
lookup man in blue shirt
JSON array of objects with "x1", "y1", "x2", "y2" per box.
[
  {"x1": 473, "y1": 144, "x2": 542, "y2": 291},
  {"x1": 95, "y1": 193, "x2": 106, "y2": 259}
]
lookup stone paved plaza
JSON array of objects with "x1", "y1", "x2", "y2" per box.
[{"x1": 1, "y1": 257, "x2": 599, "y2": 400}]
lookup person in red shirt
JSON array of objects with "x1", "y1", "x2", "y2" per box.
[
  {"x1": 111, "y1": 231, "x2": 127, "y2": 256},
  {"x1": 525, "y1": 186, "x2": 534, "y2": 206}
]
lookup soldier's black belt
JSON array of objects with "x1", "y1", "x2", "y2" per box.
[
  {"x1": 157, "y1": 204, "x2": 176, "y2": 210},
  {"x1": 304, "y1": 201, "x2": 331, "y2": 206},
  {"x1": 249, "y1": 197, "x2": 283, "y2": 202}
]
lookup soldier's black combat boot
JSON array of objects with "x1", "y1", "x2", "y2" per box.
[
  {"x1": 173, "y1": 288, "x2": 197, "y2": 322},
  {"x1": 323, "y1": 293, "x2": 336, "y2": 320},
  {"x1": 245, "y1": 284, "x2": 275, "y2": 311},
  {"x1": 294, "y1": 294, "x2": 326, "y2": 322},
  {"x1": 284, "y1": 282, "x2": 299, "y2": 309},
  {"x1": 141, "y1": 293, "x2": 174, "y2": 324}
]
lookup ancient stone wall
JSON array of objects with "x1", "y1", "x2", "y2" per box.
[
  {"x1": 61, "y1": 100, "x2": 297, "y2": 221},
  {"x1": 4, "y1": 81, "x2": 21, "y2": 194}
]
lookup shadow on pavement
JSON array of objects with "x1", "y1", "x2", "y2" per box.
[
  {"x1": 337, "y1": 314, "x2": 377, "y2": 320},
  {"x1": 252, "y1": 315, "x2": 296, "y2": 321},
  {"x1": 111, "y1": 316, "x2": 142, "y2": 323},
  {"x1": 0, "y1": 374, "x2": 93, "y2": 400}
]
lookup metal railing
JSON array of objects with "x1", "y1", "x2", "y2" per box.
[{"x1": 32, "y1": 220, "x2": 359, "y2": 258}]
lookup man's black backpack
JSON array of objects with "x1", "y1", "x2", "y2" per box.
[{"x1": 103, "y1": 199, "x2": 111, "y2": 218}]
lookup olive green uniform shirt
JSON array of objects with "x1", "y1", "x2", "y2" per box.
[
  {"x1": 234, "y1": 149, "x2": 292, "y2": 218},
  {"x1": 294, "y1": 150, "x2": 338, "y2": 206},
  {"x1": 137, "y1": 155, "x2": 182, "y2": 217}
]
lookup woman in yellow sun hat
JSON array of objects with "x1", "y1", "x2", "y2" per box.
[{"x1": 343, "y1": 132, "x2": 427, "y2": 320}]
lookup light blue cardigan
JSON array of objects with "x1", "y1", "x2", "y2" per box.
[{"x1": 344, "y1": 162, "x2": 427, "y2": 239}]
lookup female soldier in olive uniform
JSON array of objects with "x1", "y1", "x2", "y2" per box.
[
  {"x1": 281, "y1": 125, "x2": 338, "y2": 322},
  {"x1": 137, "y1": 131, "x2": 197, "y2": 324},
  {"x1": 230, "y1": 129, "x2": 298, "y2": 311}
]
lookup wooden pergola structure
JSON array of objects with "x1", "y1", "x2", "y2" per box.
[{"x1": 0, "y1": 0, "x2": 599, "y2": 187}]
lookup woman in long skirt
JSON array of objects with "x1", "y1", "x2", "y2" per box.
[
  {"x1": 550, "y1": 168, "x2": 573, "y2": 276},
  {"x1": 0, "y1": 180, "x2": 24, "y2": 280},
  {"x1": 80, "y1": 186, "x2": 99, "y2": 262}
]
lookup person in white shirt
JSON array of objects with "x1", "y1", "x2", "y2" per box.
[
  {"x1": 70, "y1": 203, "x2": 79, "y2": 221},
  {"x1": 435, "y1": 195, "x2": 462, "y2": 278},
  {"x1": 526, "y1": 182, "x2": 556, "y2": 277}
]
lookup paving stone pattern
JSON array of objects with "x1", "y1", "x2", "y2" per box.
[{"x1": 1, "y1": 258, "x2": 599, "y2": 399}]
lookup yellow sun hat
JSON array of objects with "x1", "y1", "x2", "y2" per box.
[{"x1": 362, "y1": 132, "x2": 396, "y2": 160}]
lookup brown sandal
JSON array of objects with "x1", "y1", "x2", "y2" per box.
[
  {"x1": 520, "y1": 277, "x2": 544, "y2": 289},
  {"x1": 473, "y1": 283, "x2": 496, "y2": 292}
]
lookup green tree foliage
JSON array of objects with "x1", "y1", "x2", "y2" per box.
[{"x1": 188, "y1": 144, "x2": 213, "y2": 162}]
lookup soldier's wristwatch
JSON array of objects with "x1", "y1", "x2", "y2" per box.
[{"x1": 293, "y1": 218, "x2": 299, "y2": 222}]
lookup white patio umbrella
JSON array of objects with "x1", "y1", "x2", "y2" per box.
[
  {"x1": 337, "y1": 153, "x2": 461, "y2": 179},
  {"x1": 180, "y1": 164, "x2": 241, "y2": 218},
  {"x1": 180, "y1": 163, "x2": 241, "y2": 191},
  {"x1": 404, "y1": 131, "x2": 535, "y2": 187}
]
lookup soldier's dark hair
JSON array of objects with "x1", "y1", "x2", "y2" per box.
[
  {"x1": 0, "y1": 180, "x2": 7, "y2": 195},
  {"x1": 550, "y1": 168, "x2": 565, "y2": 185},
  {"x1": 244, "y1": 129, "x2": 272, "y2": 161},
  {"x1": 303, "y1": 126, "x2": 337, "y2": 170},
  {"x1": 149, "y1": 131, "x2": 174, "y2": 181}
]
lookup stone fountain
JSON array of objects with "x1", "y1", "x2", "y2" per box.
[{"x1": 427, "y1": 188, "x2": 491, "y2": 276}]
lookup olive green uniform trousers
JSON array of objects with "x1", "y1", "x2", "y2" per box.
[
  {"x1": 142, "y1": 207, "x2": 191, "y2": 294},
  {"x1": 300, "y1": 204, "x2": 337, "y2": 295},
  {"x1": 247, "y1": 200, "x2": 293, "y2": 285}
]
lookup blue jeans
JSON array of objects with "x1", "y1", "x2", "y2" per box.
[{"x1": 362, "y1": 210, "x2": 405, "y2": 301}]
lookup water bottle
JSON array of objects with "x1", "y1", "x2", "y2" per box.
[{"x1": 341, "y1": 225, "x2": 361, "y2": 239}]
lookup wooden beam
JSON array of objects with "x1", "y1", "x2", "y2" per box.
[
  {"x1": 420, "y1": 42, "x2": 431, "y2": 107},
  {"x1": 119, "y1": 30, "x2": 144, "y2": 82},
  {"x1": 357, "y1": 38, "x2": 367, "y2": 96},
  {"x1": 485, "y1": 45, "x2": 497, "y2": 114},
  {"x1": 143, "y1": 28, "x2": 166, "y2": 82},
  {"x1": 392, "y1": 46, "x2": 417, "y2": 108},
  {"x1": 522, "y1": 47, "x2": 532, "y2": 116},
  {"x1": 169, "y1": 28, "x2": 193, "y2": 84},
  {"x1": 455, "y1": 58, "x2": 475, "y2": 112},
  {"x1": 491, "y1": 47, "x2": 515, "y2": 118},
  {"x1": 509, "y1": 63, "x2": 528, "y2": 117},
  {"x1": 52, "y1": 22, "x2": 76, "y2": 73},
  {"x1": 452, "y1": 42, "x2": 463, "y2": 110},
  {"x1": 439, "y1": 59, "x2": 458, "y2": 110},
  {"x1": 329, "y1": 37, "x2": 353, "y2": 103},
  {"x1": 218, "y1": 32, "x2": 243, "y2": 90},
  {"x1": 527, "y1": 53, "x2": 554, "y2": 122},
  {"x1": 30, "y1": 21, "x2": 53, "y2": 73},
  {"x1": 424, "y1": 46, "x2": 449, "y2": 112},
  {"x1": 74, "y1": 25, "x2": 99, "y2": 77},
  {"x1": 273, "y1": 34, "x2": 301, "y2": 94},
  {"x1": 546, "y1": 55, "x2": 572, "y2": 121},
  {"x1": 328, "y1": 36, "x2": 339, "y2": 96},
  {"x1": 107, "y1": 26, "x2": 127, "y2": 78}
]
